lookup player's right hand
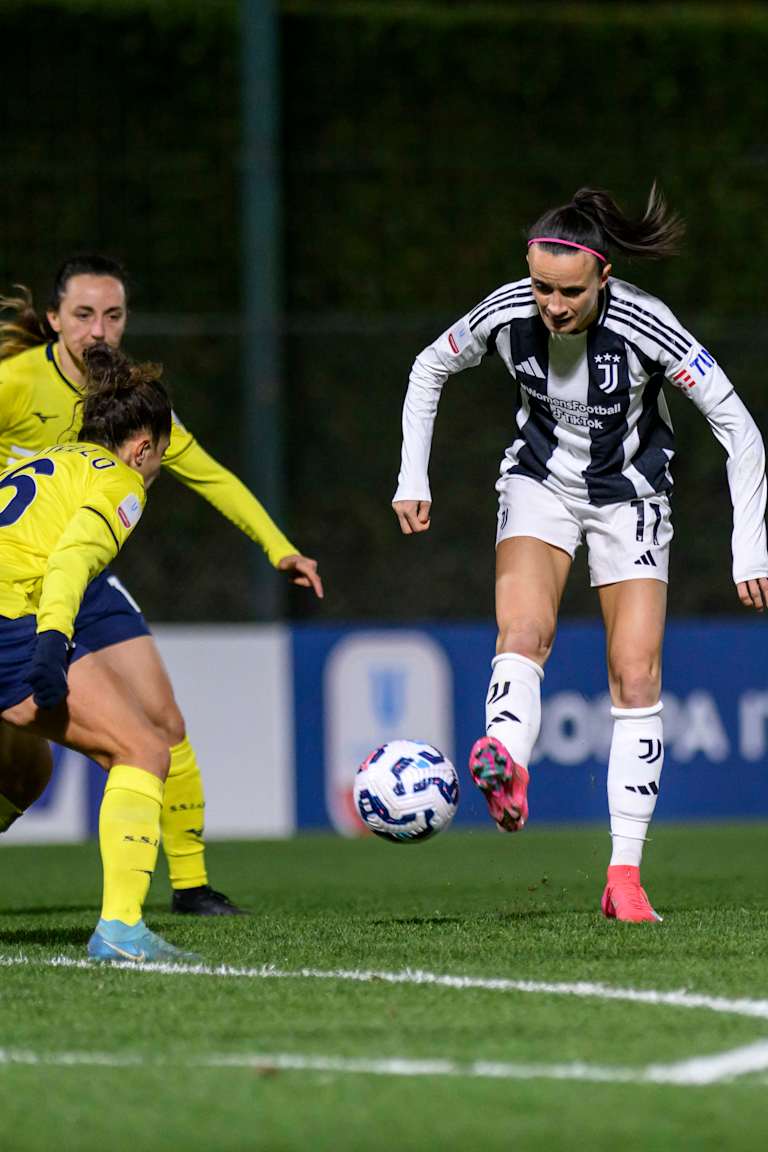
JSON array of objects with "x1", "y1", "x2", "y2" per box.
[
  {"x1": 737, "y1": 577, "x2": 768, "y2": 612},
  {"x1": 278, "y1": 554, "x2": 324, "y2": 599},
  {"x1": 393, "y1": 499, "x2": 432, "y2": 535},
  {"x1": 27, "y1": 630, "x2": 71, "y2": 709}
]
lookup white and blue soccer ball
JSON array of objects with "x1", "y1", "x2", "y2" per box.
[{"x1": 354, "y1": 739, "x2": 459, "y2": 843}]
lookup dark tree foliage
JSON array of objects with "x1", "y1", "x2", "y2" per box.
[{"x1": 2, "y1": 3, "x2": 767, "y2": 620}]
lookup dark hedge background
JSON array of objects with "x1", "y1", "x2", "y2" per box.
[{"x1": 2, "y1": 1, "x2": 768, "y2": 621}]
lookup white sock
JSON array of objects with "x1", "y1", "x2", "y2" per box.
[
  {"x1": 485, "y1": 652, "x2": 544, "y2": 767},
  {"x1": 608, "y1": 702, "x2": 664, "y2": 867}
]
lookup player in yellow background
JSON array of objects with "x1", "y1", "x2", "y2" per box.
[
  {"x1": 0, "y1": 341, "x2": 196, "y2": 962},
  {"x1": 0, "y1": 256, "x2": 324, "y2": 914}
]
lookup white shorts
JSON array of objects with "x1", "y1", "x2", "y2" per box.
[{"x1": 495, "y1": 475, "x2": 673, "y2": 586}]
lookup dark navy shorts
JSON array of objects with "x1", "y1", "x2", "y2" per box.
[
  {"x1": 0, "y1": 616, "x2": 41, "y2": 712},
  {"x1": 71, "y1": 568, "x2": 151, "y2": 660},
  {"x1": 0, "y1": 569, "x2": 151, "y2": 713}
]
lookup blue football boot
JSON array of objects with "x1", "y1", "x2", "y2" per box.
[{"x1": 87, "y1": 918, "x2": 201, "y2": 964}]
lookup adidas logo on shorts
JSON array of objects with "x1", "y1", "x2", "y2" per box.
[{"x1": 634, "y1": 550, "x2": 657, "y2": 567}]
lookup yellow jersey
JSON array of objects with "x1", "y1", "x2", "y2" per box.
[
  {"x1": 0, "y1": 343, "x2": 297, "y2": 565},
  {"x1": 0, "y1": 442, "x2": 145, "y2": 636}
]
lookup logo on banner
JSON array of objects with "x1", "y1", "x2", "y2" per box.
[
  {"x1": 370, "y1": 667, "x2": 406, "y2": 727},
  {"x1": 324, "y1": 633, "x2": 453, "y2": 835}
]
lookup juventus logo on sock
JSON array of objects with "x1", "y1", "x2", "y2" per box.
[
  {"x1": 487, "y1": 681, "x2": 511, "y2": 705},
  {"x1": 638, "y1": 738, "x2": 663, "y2": 764}
]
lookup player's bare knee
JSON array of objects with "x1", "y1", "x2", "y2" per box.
[
  {"x1": 162, "y1": 709, "x2": 186, "y2": 747},
  {"x1": 497, "y1": 620, "x2": 554, "y2": 664},
  {"x1": 115, "y1": 730, "x2": 171, "y2": 781},
  {"x1": 145, "y1": 700, "x2": 185, "y2": 746},
  {"x1": 610, "y1": 663, "x2": 660, "y2": 709}
]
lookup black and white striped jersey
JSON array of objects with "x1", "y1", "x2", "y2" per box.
[{"x1": 395, "y1": 276, "x2": 768, "y2": 583}]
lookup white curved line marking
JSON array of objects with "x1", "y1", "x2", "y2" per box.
[
  {"x1": 2, "y1": 953, "x2": 768, "y2": 1084},
  {"x1": 1, "y1": 954, "x2": 767, "y2": 1023},
  {"x1": 1, "y1": 1042, "x2": 767, "y2": 1084}
]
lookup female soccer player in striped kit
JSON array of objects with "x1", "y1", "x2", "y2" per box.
[
  {"x1": 394, "y1": 186, "x2": 768, "y2": 921},
  {"x1": 0, "y1": 257, "x2": 323, "y2": 915},
  {"x1": 0, "y1": 342, "x2": 197, "y2": 961}
]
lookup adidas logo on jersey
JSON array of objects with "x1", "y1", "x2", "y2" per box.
[
  {"x1": 514, "y1": 356, "x2": 544, "y2": 379},
  {"x1": 634, "y1": 550, "x2": 656, "y2": 567}
]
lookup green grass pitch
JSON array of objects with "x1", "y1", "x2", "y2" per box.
[{"x1": 1, "y1": 824, "x2": 767, "y2": 1151}]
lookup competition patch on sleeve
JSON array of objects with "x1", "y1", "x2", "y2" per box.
[
  {"x1": 671, "y1": 367, "x2": 696, "y2": 391},
  {"x1": 447, "y1": 320, "x2": 471, "y2": 355},
  {"x1": 117, "y1": 493, "x2": 143, "y2": 530},
  {"x1": 671, "y1": 347, "x2": 716, "y2": 391}
]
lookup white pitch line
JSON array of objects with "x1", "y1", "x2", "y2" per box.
[
  {"x1": 643, "y1": 1040, "x2": 768, "y2": 1085},
  {"x1": 3, "y1": 953, "x2": 768, "y2": 1086},
  {"x1": 210, "y1": 1042, "x2": 768, "y2": 1085},
  {"x1": 1, "y1": 1042, "x2": 768, "y2": 1085},
  {"x1": 2, "y1": 952, "x2": 768, "y2": 1024}
]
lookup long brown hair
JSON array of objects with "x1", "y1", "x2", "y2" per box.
[
  {"x1": 0, "y1": 285, "x2": 49, "y2": 361},
  {"x1": 0, "y1": 255, "x2": 129, "y2": 363},
  {"x1": 527, "y1": 184, "x2": 685, "y2": 266}
]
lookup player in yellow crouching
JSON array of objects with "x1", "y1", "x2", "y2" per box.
[
  {"x1": 0, "y1": 256, "x2": 323, "y2": 915},
  {"x1": 0, "y1": 342, "x2": 195, "y2": 962}
]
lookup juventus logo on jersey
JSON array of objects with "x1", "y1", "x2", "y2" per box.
[{"x1": 594, "y1": 353, "x2": 621, "y2": 393}]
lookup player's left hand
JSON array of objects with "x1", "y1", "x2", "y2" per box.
[
  {"x1": 737, "y1": 577, "x2": 768, "y2": 612},
  {"x1": 278, "y1": 554, "x2": 324, "y2": 599},
  {"x1": 27, "y1": 629, "x2": 72, "y2": 709}
]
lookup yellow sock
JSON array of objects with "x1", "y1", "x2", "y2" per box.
[
  {"x1": 100, "y1": 765, "x2": 163, "y2": 925},
  {"x1": 0, "y1": 792, "x2": 22, "y2": 834},
  {"x1": 161, "y1": 737, "x2": 208, "y2": 890}
]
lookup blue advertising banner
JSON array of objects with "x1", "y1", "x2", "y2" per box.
[
  {"x1": 6, "y1": 620, "x2": 767, "y2": 843},
  {"x1": 292, "y1": 621, "x2": 768, "y2": 829}
]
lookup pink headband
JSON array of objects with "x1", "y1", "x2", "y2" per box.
[{"x1": 528, "y1": 237, "x2": 607, "y2": 263}]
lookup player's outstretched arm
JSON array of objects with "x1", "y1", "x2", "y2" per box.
[
  {"x1": 393, "y1": 499, "x2": 432, "y2": 535},
  {"x1": 277, "y1": 553, "x2": 323, "y2": 599},
  {"x1": 162, "y1": 429, "x2": 316, "y2": 570},
  {"x1": 737, "y1": 577, "x2": 768, "y2": 612}
]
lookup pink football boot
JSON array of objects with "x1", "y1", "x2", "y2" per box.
[
  {"x1": 468, "y1": 735, "x2": 529, "y2": 832},
  {"x1": 601, "y1": 865, "x2": 662, "y2": 922}
]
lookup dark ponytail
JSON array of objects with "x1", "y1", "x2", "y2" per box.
[
  {"x1": 0, "y1": 285, "x2": 50, "y2": 360},
  {"x1": 0, "y1": 254, "x2": 129, "y2": 363},
  {"x1": 78, "y1": 343, "x2": 171, "y2": 452},
  {"x1": 527, "y1": 183, "x2": 685, "y2": 265}
]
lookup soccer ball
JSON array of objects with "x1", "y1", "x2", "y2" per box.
[{"x1": 354, "y1": 740, "x2": 459, "y2": 843}]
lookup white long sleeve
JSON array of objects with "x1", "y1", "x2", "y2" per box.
[
  {"x1": 394, "y1": 314, "x2": 488, "y2": 502},
  {"x1": 705, "y1": 390, "x2": 768, "y2": 583}
]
